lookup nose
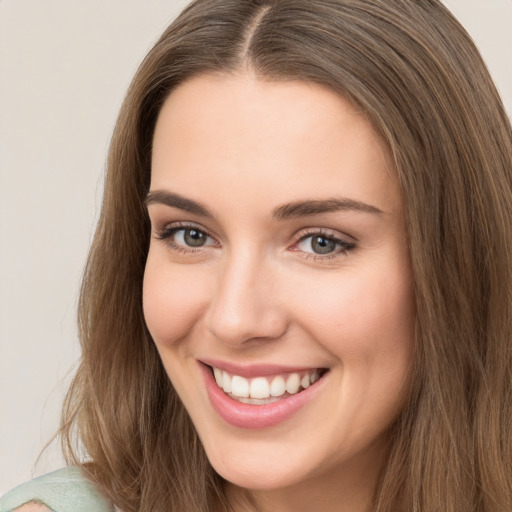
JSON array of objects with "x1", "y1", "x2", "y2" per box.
[{"x1": 204, "y1": 248, "x2": 288, "y2": 346}]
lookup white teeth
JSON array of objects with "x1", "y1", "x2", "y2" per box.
[
  {"x1": 222, "y1": 371, "x2": 232, "y2": 393},
  {"x1": 231, "y1": 375, "x2": 249, "y2": 398},
  {"x1": 212, "y1": 366, "x2": 323, "y2": 401},
  {"x1": 213, "y1": 367, "x2": 223, "y2": 387},
  {"x1": 250, "y1": 377, "x2": 270, "y2": 399},
  {"x1": 285, "y1": 373, "x2": 301, "y2": 394},
  {"x1": 270, "y1": 376, "x2": 286, "y2": 397}
]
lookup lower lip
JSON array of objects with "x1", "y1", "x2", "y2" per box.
[{"x1": 200, "y1": 363, "x2": 327, "y2": 429}]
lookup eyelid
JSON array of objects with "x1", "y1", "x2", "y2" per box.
[
  {"x1": 154, "y1": 220, "x2": 213, "y2": 237},
  {"x1": 293, "y1": 226, "x2": 356, "y2": 244}
]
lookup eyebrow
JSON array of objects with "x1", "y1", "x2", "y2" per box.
[
  {"x1": 272, "y1": 198, "x2": 384, "y2": 219},
  {"x1": 145, "y1": 190, "x2": 213, "y2": 218},
  {"x1": 145, "y1": 190, "x2": 383, "y2": 219}
]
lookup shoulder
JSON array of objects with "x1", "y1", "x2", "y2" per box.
[{"x1": 0, "y1": 467, "x2": 113, "y2": 512}]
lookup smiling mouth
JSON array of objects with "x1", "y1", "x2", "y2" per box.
[{"x1": 209, "y1": 366, "x2": 328, "y2": 405}]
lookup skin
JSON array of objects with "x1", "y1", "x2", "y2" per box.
[
  {"x1": 144, "y1": 72, "x2": 415, "y2": 512},
  {"x1": 14, "y1": 504, "x2": 50, "y2": 511}
]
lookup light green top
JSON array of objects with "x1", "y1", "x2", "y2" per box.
[{"x1": 0, "y1": 467, "x2": 113, "y2": 512}]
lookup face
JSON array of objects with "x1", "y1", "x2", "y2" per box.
[{"x1": 144, "y1": 73, "x2": 415, "y2": 506}]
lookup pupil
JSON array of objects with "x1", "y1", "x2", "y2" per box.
[
  {"x1": 184, "y1": 229, "x2": 205, "y2": 247},
  {"x1": 312, "y1": 236, "x2": 336, "y2": 254}
]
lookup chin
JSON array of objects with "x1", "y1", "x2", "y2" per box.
[{"x1": 208, "y1": 451, "x2": 307, "y2": 491}]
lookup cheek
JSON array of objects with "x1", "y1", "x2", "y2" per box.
[
  {"x1": 298, "y1": 262, "x2": 415, "y2": 435},
  {"x1": 142, "y1": 253, "x2": 209, "y2": 347},
  {"x1": 288, "y1": 259, "x2": 415, "y2": 366}
]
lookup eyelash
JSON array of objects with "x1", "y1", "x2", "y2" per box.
[
  {"x1": 292, "y1": 229, "x2": 356, "y2": 260},
  {"x1": 155, "y1": 222, "x2": 217, "y2": 254},
  {"x1": 154, "y1": 223, "x2": 356, "y2": 260}
]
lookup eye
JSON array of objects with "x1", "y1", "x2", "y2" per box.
[
  {"x1": 155, "y1": 224, "x2": 217, "y2": 251},
  {"x1": 294, "y1": 232, "x2": 355, "y2": 257},
  {"x1": 174, "y1": 227, "x2": 211, "y2": 247}
]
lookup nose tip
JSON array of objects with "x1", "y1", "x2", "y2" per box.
[
  {"x1": 204, "y1": 263, "x2": 288, "y2": 346},
  {"x1": 207, "y1": 300, "x2": 287, "y2": 345}
]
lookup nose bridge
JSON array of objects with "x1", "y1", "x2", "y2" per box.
[{"x1": 205, "y1": 244, "x2": 286, "y2": 345}]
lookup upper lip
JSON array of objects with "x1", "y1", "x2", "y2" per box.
[{"x1": 199, "y1": 358, "x2": 326, "y2": 378}]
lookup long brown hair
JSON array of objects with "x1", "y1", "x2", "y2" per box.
[{"x1": 60, "y1": 1, "x2": 512, "y2": 510}]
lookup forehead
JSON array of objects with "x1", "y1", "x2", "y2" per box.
[{"x1": 151, "y1": 73, "x2": 401, "y2": 217}]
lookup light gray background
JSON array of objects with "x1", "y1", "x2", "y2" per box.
[{"x1": 1, "y1": 0, "x2": 511, "y2": 495}]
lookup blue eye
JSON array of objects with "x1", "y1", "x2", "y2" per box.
[{"x1": 296, "y1": 233, "x2": 354, "y2": 256}]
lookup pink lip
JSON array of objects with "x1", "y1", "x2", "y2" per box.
[
  {"x1": 199, "y1": 362, "x2": 327, "y2": 429},
  {"x1": 199, "y1": 358, "x2": 319, "y2": 378}
]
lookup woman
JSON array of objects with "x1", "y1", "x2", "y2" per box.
[{"x1": 2, "y1": 0, "x2": 511, "y2": 511}]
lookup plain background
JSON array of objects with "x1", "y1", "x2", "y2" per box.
[{"x1": 0, "y1": 0, "x2": 511, "y2": 495}]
